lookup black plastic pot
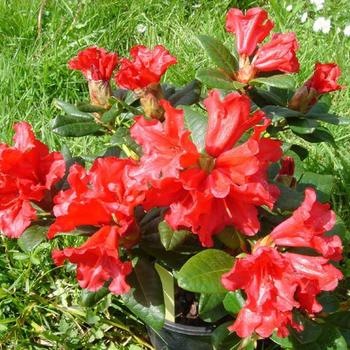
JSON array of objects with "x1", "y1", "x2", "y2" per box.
[{"x1": 147, "y1": 320, "x2": 214, "y2": 350}]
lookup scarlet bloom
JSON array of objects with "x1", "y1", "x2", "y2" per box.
[
  {"x1": 305, "y1": 63, "x2": 343, "y2": 94},
  {"x1": 221, "y1": 246, "x2": 300, "y2": 338},
  {"x1": 68, "y1": 47, "x2": 118, "y2": 81},
  {"x1": 226, "y1": 7, "x2": 274, "y2": 56},
  {"x1": 285, "y1": 253, "x2": 343, "y2": 314},
  {"x1": 48, "y1": 157, "x2": 144, "y2": 239},
  {"x1": 270, "y1": 188, "x2": 342, "y2": 261},
  {"x1": 133, "y1": 90, "x2": 282, "y2": 246},
  {"x1": 222, "y1": 243, "x2": 343, "y2": 338},
  {"x1": 0, "y1": 122, "x2": 65, "y2": 238},
  {"x1": 278, "y1": 156, "x2": 295, "y2": 176},
  {"x1": 115, "y1": 45, "x2": 177, "y2": 91},
  {"x1": 252, "y1": 33, "x2": 300, "y2": 73},
  {"x1": 130, "y1": 99, "x2": 199, "y2": 182},
  {"x1": 225, "y1": 8, "x2": 299, "y2": 83},
  {"x1": 52, "y1": 226, "x2": 132, "y2": 295}
]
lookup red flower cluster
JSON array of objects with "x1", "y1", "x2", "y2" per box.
[
  {"x1": 115, "y1": 45, "x2": 177, "y2": 91},
  {"x1": 0, "y1": 122, "x2": 65, "y2": 238},
  {"x1": 226, "y1": 7, "x2": 299, "y2": 83},
  {"x1": 49, "y1": 157, "x2": 144, "y2": 293},
  {"x1": 68, "y1": 47, "x2": 118, "y2": 81},
  {"x1": 222, "y1": 188, "x2": 343, "y2": 338},
  {"x1": 131, "y1": 90, "x2": 282, "y2": 246}
]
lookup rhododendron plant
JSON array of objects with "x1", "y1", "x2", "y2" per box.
[{"x1": 2, "y1": 5, "x2": 349, "y2": 350}]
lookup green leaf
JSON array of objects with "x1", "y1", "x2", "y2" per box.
[
  {"x1": 288, "y1": 117, "x2": 319, "y2": 134},
  {"x1": 327, "y1": 312, "x2": 350, "y2": 329},
  {"x1": 110, "y1": 127, "x2": 140, "y2": 155},
  {"x1": 263, "y1": 105, "x2": 303, "y2": 120},
  {"x1": 318, "y1": 293, "x2": 339, "y2": 313},
  {"x1": 251, "y1": 74, "x2": 296, "y2": 89},
  {"x1": 121, "y1": 258, "x2": 165, "y2": 330},
  {"x1": 177, "y1": 249, "x2": 234, "y2": 294},
  {"x1": 54, "y1": 99, "x2": 97, "y2": 119},
  {"x1": 248, "y1": 87, "x2": 285, "y2": 107},
  {"x1": 290, "y1": 313, "x2": 322, "y2": 344},
  {"x1": 81, "y1": 287, "x2": 109, "y2": 307},
  {"x1": 52, "y1": 115, "x2": 102, "y2": 137},
  {"x1": 167, "y1": 79, "x2": 202, "y2": 107},
  {"x1": 158, "y1": 221, "x2": 191, "y2": 251},
  {"x1": 298, "y1": 172, "x2": 334, "y2": 201},
  {"x1": 101, "y1": 103, "x2": 120, "y2": 123},
  {"x1": 199, "y1": 293, "x2": 226, "y2": 314},
  {"x1": 216, "y1": 227, "x2": 241, "y2": 249},
  {"x1": 18, "y1": 225, "x2": 48, "y2": 252},
  {"x1": 290, "y1": 144, "x2": 309, "y2": 161},
  {"x1": 76, "y1": 102, "x2": 106, "y2": 113},
  {"x1": 294, "y1": 127, "x2": 335, "y2": 144},
  {"x1": 271, "y1": 332, "x2": 293, "y2": 348},
  {"x1": 196, "y1": 68, "x2": 244, "y2": 90},
  {"x1": 211, "y1": 321, "x2": 241, "y2": 350},
  {"x1": 275, "y1": 183, "x2": 304, "y2": 211},
  {"x1": 197, "y1": 35, "x2": 238, "y2": 74},
  {"x1": 183, "y1": 106, "x2": 208, "y2": 151},
  {"x1": 306, "y1": 112, "x2": 350, "y2": 125},
  {"x1": 223, "y1": 291, "x2": 245, "y2": 314}
]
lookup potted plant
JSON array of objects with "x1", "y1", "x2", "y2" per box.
[{"x1": 2, "y1": 5, "x2": 350, "y2": 350}]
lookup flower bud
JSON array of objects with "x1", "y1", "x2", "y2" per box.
[{"x1": 88, "y1": 80, "x2": 112, "y2": 108}]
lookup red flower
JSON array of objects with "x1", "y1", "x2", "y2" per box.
[
  {"x1": 52, "y1": 226, "x2": 132, "y2": 295},
  {"x1": 285, "y1": 253, "x2": 343, "y2": 314},
  {"x1": 204, "y1": 90, "x2": 264, "y2": 157},
  {"x1": 221, "y1": 246, "x2": 300, "y2": 338},
  {"x1": 252, "y1": 33, "x2": 300, "y2": 73},
  {"x1": 305, "y1": 63, "x2": 343, "y2": 94},
  {"x1": 222, "y1": 245, "x2": 343, "y2": 338},
  {"x1": 226, "y1": 7, "x2": 274, "y2": 56},
  {"x1": 115, "y1": 45, "x2": 177, "y2": 90},
  {"x1": 48, "y1": 157, "x2": 144, "y2": 239},
  {"x1": 130, "y1": 100, "x2": 199, "y2": 182},
  {"x1": 68, "y1": 47, "x2": 118, "y2": 81},
  {"x1": 0, "y1": 122, "x2": 65, "y2": 238},
  {"x1": 133, "y1": 90, "x2": 282, "y2": 246},
  {"x1": 270, "y1": 188, "x2": 343, "y2": 261}
]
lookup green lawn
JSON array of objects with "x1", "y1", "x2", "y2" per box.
[{"x1": 0, "y1": 0, "x2": 350, "y2": 348}]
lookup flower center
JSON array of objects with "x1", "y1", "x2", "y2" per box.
[{"x1": 198, "y1": 153, "x2": 215, "y2": 173}]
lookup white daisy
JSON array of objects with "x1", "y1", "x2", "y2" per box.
[
  {"x1": 344, "y1": 25, "x2": 350, "y2": 37},
  {"x1": 313, "y1": 17, "x2": 331, "y2": 34},
  {"x1": 310, "y1": 0, "x2": 325, "y2": 11},
  {"x1": 300, "y1": 12, "x2": 308, "y2": 23},
  {"x1": 136, "y1": 24, "x2": 147, "y2": 34},
  {"x1": 286, "y1": 4, "x2": 293, "y2": 12}
]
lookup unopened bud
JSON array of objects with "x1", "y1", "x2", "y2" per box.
[
  {"x1": 88, "y1": 80, "x2": 112, "y2": 109},
  {"x1": 139, "y1": 83, "x2": 164, "y2": 120}
]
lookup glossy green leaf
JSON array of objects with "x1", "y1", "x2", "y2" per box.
[
  {"x1": 101, "y1": 103, "x2": 120, "y2": 123},
  {"x1": 294, "y1": 127, "x2": 335, "y2": 144},
  {"x1": 196, "y1": 68, "x2": 244, "y2": 90},
  {"x1": 18, "y1": 225, "x2": 48, "y2": 252},
  {"x1": 76, "y1": 102, "x2": 106, "y2": 113},
  {"x1": 288, "y1": 117, "x2": 319, "y2": 134},
  {"x1": 197, "y1": 35, "x2": 238, "y2": 74},
  {"x1": 223, "y1": 291, "x2": 245, "y2": 314},
  {"x1": 251, "y1": 74, "x2": 295, "y2": 89},
  {"x1": 212, "y1": 321, "x2": 241, "y2": 350},
  {"x1": 290, "y1": 144, "x2": 309, "y2": 161},
  {"x1": 249, "y1": 87, "x2": 285, "y2": 107},
  {"x1": 263, "y1": 105, "x2": 303, "y2": 120},
  {"x1": 183, "y1": 106, "x2": 208, "y2": 151},
  {"x1": 270, "y1": 332, "x2": 293, "y2": 348},
  {"x1": 81, "y1": 287, "x2": 109, "y2": 307},
  {"x1": 298, "y1": 172, "x2": 334, "y2": 201},
  {"x1": 327, "y1": 312, "x2": 350, "y2": 329},
  {"x1": 290, "y1": 313, "x2": 322, "y2": 344},
  {"x1": 306, "y1": 112, "x2": 350, "y2": 125},
  {"x1": 199, "y1": 293, "x2": 226, "y2": 314},
  {"x1": 121, "y1": 258, "x2": 165, "y2": 330},
  {"x1": 177, "y1": 249, "x2": 234, "y2": 293},
  {"x1": 275, "y1": 183, "x2": 304, "y2": 211},
  {"x1": 54, "y1": 99, "x2": 97, "y2": 119},
  {"x1": 216, "y1": 227, "x2": 241, "y2": 249},
  {"x1": 167, "y1": 79, "x2": 202, "y2": 107},
  {"x1": 158, "y1": 221, "x2": 191, "y2": 251},
  {"x1": 52, "y1": 114, "x2": 102, "y2": 137}
]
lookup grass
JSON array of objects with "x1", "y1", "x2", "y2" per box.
[{"x1": 0, "y1": 0, "x2": 350, "y2": 348}]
